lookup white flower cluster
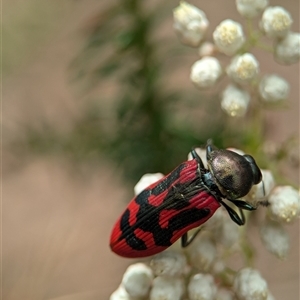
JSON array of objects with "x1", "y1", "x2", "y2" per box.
[
  {"x1": 110, "y1": 250, "x2": 276, "y2": 299},
  {"x1": 245, "y1": 168, "x2": 300, "y2": 259},
  {"x1": 110, "y1": 146, "x2": 299, "y2": 299},
  {"x1": 173, "y1": 1, "x2": 299, "y2": 117}
]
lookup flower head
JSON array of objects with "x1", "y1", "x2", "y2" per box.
[
  {"x1": 259, "y1": 74, "x2": 290, "y2": 102},
  {"x1": 233, "y1": 268, "x2": 269, "y2": 300},
  {"x1": 260, "y1": 220, "x2": 289, "y2": 259},
  {"x1": 173, "y1": 2, "x2": 209, "y2": 47},
  {"x1": 236, "y1": 0, "x2": 269, "y2": 18},
  {"x1": 190, "y1": 57, "x2": 222, "y2": 89},
  {"x1": 198, "y1": 41, "x2": 216, "y2": 57},
  {"x1": 150, "y1": 276, "x2": 184, "y2": 300},
  {"x1": 188, "y1": 235, "x2": 217, "y2": 271},
  {"x1": 260, "y1": 6, "x2": 293, "y2": 38},
  {"x1": 213, "y1": 19, "x2": 245, "y2": 56},
  {"x1": 188, "y1": 273, "x2": 217, "y2": 300},
  {"x1": 226, "y1": 53, "x2": 260, "y2": 84},
  {"x1": 268, "y1": 185, "x2": 300, "y2": 223},
  {"x1": 121, "y1": 263, "x2": 154, "y2": 298},
  {"x1": 221, "y1": 84, "x2": 250, "y2": 117},
  {"x1": 275, "y1": 31, "x2": 300, "y2": 65},
  {"x1": 150, "y1": 251, "x2": 187, "y2": 277},
  {"x1": 134, "y1": 173, "x2": 164, "y2": 196}
]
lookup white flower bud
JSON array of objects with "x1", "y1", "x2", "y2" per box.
[
  {"x1": 198, "y1": 42, "x2": 216, "y2": 57},
  {"x1": 227, "y1": 53, "x2": 259, "y2": 84},
  {"x1": 150, "y1": 251, "x2": 187, "y2": 277},
  {"x1": 188, "y1": 273, "x2": 217, "y2": 300},
  {"x1": 122, "y1": 263, "x2": 154, "y2": 298},
  {"x1": 190, "y1": 57, "x2": 222, "y2": 89},
  {"x1": 216, "y1": 288, "x2": 234, "y2": 300},
  {"x1": 173, "y1": 2, "x2": 209, "y2": 47},
  {"x1": 211, "y1": 259, "x2": 226, "y2": 275},
  {"x1": 275, "y1": 31, "x2": 300, "y2": 65},
  {"x1": 260, "y1": 6, "x2": 292, "y2": 38},
  {"x1": 221, "y1": 84, "x2": 250, "y2": 117},
  {"x1": 150, "y1": 276, "x2": 184, "y2": 300},
  {"x1": 187, "y1": 147, "x2": 207, "y2": 167},
  {"x1": 205, "y1": 208, "x2": 225, "y2": 229},
  {"x1": 233, "y1": 268, "x2": 269, "y2": 300},
  {"x1": 188, "y1": 236, "x2": 217, "y2": 271},
  {"x1": 213, "y1": 19, "x2": 245, "y2": 56},
  {"x1": 215, "y1": 216, "x2": 240, "y2": 248},
  {"x1": 259, "y1": 74, "x2": 290, "y2": 102},
  {"x1": 246, "y1": 169, "x2": 275, "y2": 206},
  {"x1": 134, "y1": 173, "x2": 164, "y2": 196},
  {"x1": 268, "y1": 185, "x2": 300, "y2": 223},
  {"x1": 260, "y1": 220, "x2": 289, "y2": 259},
  {"x1": 110, "y1": 285, "x2": 132, "y2": 300},
  {"x1": 236, "y1": 0, "x2": 269, "y2": 18},
  {"x1": 267, "y1": 291, "x2": 275, "y2": 300}
]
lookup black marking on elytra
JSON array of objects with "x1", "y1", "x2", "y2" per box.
[
  {"x1": 119, "y1": 209, "x2": 147, "y2": 250},
  {"x1": 151, "y1": 163, "x2": 186, "y2": 196},
  {"x1": 118, "y1": 166, "x2": 211, "y2": 251}
]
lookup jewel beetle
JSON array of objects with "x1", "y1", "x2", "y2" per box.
[{"x1": 110, "y1": 140, "x2": 262, "y2": 258}]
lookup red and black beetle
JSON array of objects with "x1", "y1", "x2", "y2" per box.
[{"x1": 110, "y1": 140, "x2": 262, "y2": 258}]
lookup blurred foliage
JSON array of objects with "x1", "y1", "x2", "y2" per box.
[{"x1": 13, "y1": 0, "x2": 293, "y2": 184}]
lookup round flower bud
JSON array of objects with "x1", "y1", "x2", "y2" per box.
[
  {"x1": 226, "y1": 53, "x2": 259, "y2": 84},
  {"x1": 110, "y1": 285, "x2": 132, "y2": 300},
  {"x1": 259, "y1": 74, "x2": 290, "y2": 102},
  {"x1": 275, "y1": 31, "x2": 300, "y2": 65},
  {"x1": 173, "y1": 2, "x2": 209, "y2": 47},
  {"x1": 134, "y1": 173, "x2": 164, "y2": 196},
  {"x1": 213, "y1": 19, "x2": 245, "y2": 56},
  {"x1": 221, "y1": 84, "x2": 250, "y2": 117},
  {"x1": 198, "y1": 42, "x2": 216, "y2": 57},
  {"x1": 190, "y1": 57, "x2": 222, "y2": 89},
  {"x1": 236, "y1": 0, "x2": 269, "y2": 18},
  {"x1": 211, "y1": 259, "x2": 226, "y2": 275},
  {"x1": 214, "y1": 216, "x2": 240, "y2": 248},
  {"x1": 187, "y1": 147, "x2": 207, "y2": 167},
  {"x1": 260, "y1": 220, "x2": 289, "y2": 259},
  {"x1": 246, "y1": 169, "x2": 275, "y2": 207},
  {"x1": 268, "y1": 185, "x2": 300, "y2": 223},
  {"x1": 150, "y1": 276, "x2": 184, "y2": 300},
  {"x1": 150, "y1": 251, "x2": 187, "y2": 277},
  {"x1": 188, "y1": 236, "x2": 217, "y2": 271},
  {"x1": 188, "y1": 273, "x2": 217, "y2": 300},
  {"x1": 267, "y1": 291, "x2": 275, "y2": 300},
  {"x1": 121, "y1": 263, "x2": 154, "y2": 298},
  {"x1": 260, "y1": 6, "x2": 292, "y2": 38},
  {"x1": 216, "y1": 288, "x2": 234, "y2": 300},
  {"x1": 233, "y1": 268, "x2": 269, "y2": 300}
]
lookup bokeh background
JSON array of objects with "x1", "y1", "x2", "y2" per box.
[{"x1": 3, "y1": 0, "x2": 299, "y2": 299}]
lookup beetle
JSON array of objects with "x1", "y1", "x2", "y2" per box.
[{"x1": 110, "y1": 140, "x2": 262, "y2": 258}]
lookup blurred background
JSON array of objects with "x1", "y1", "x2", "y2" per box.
[{"x1": 3, "y1": 0, "x2": 299, "y2": 299}]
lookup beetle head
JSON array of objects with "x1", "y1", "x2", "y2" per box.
[{"x1": 207, "y1": 148, "x2": 262, "y2": 200}]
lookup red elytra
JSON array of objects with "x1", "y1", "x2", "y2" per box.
[
  {"x1": 109, "y1": 159, "x2": 221, "y2": 258},
  {"x1": 109, "y1": 142, "x2": 262, "y2": 258}
]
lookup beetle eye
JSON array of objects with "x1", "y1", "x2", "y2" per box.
[{"x1": 243, "y1": 155, "x2": 262, "y2": 184}]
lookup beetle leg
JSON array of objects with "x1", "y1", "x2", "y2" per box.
[
  {"x1": 181, "y1": 228, "x2": 202, "y2": 248},
  {"x1": 230, "y1": 199, "x2": 256, "y2": 211},
  {"x1": 219, "y1": 199, "x2": 244, "y2": 225},
  {"x1": 191, "y1": 149, "x2": 205, "y2": 169}
]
